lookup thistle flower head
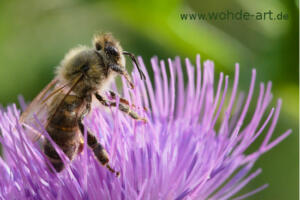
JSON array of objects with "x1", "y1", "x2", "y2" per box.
[{"x1": 0, "y1": 55, "x2": 291, "y2": 199}]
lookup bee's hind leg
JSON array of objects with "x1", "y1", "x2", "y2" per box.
[{"x1": 78, "y1": 120, "x2": 120, "y2": 177}]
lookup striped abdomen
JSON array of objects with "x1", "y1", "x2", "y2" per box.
[{"x1": 44, "y1": 95, "x2": 86, "y2": 172}]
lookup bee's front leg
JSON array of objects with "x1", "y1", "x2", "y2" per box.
[
  {"x1": 109, "y1": 64, "x2": 134, "y2": 89},
  {"x1": 78, "y1": 120, "x2": 119, "y2": 177}
]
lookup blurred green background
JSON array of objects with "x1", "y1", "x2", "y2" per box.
[{"x1": 0, "y1": 0, "x2": 298, "y2": 199}]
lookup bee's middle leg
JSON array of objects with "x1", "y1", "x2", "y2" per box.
[
  {"x1": 108, "y1": 90, "x2": 148, "y2": 112},
  {"x1": 95, "y1": 93, "x2": 146, "y2": 122}
]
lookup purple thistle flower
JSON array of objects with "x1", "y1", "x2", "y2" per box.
[{"x1": 0, "y1": 55, "x2": 291, "y2": 200}]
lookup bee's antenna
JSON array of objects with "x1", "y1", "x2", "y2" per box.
[{"x1": 123, "y1": 51, "x2": 146, "y2": 80}]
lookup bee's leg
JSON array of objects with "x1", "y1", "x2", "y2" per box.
[
  {"x1": 109, "y1": 64, "x2": 134, "y2": 89},
  {"x1": 78, "y1": 120, "x2": 120, "y2": 177},
  {"x1": 112, "y1": 102, "x2": 147, "y2": 123},
  {"x1": 77, "y1": 137, "x2": 84, "y2": 155},
  {"x1": 108, "y1": 90, "x2": 130, "y2": 106},
  {"x1": 108, "y1": 90, "x2": 148, "y2": 112},
  {"x1": 95, "y1": 93, "x2": 147, "y2": 122}
]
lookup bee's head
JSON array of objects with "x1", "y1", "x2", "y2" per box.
[
  {"x1": 93, "y1": 32, "x2": 146, "y2": 81},
  {"x1": 55, "y1": 33, "x2": 145, "y2": 96},
  {"x1": 93, "y1": 33, "x2": 125, "y2": 68}
]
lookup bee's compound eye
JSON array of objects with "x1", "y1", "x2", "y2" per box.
[
  {"x1": 95, "y1": 43, "x2": 102, "y2": 51},
  {"x1": 105, "y1": 46, "x2": 118, "y2": 56}
]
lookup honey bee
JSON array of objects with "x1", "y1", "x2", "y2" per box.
[{"x1": 20, "y1": 33, "x2": 146, "y2": 175}]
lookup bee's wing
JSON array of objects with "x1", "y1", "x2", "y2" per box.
[
  {"x1": 20, "y1": 78, "x2": 65, "y2": 142},
  {"x1": 20, "y1": 74, "x2": 84, "y2": 142}
]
